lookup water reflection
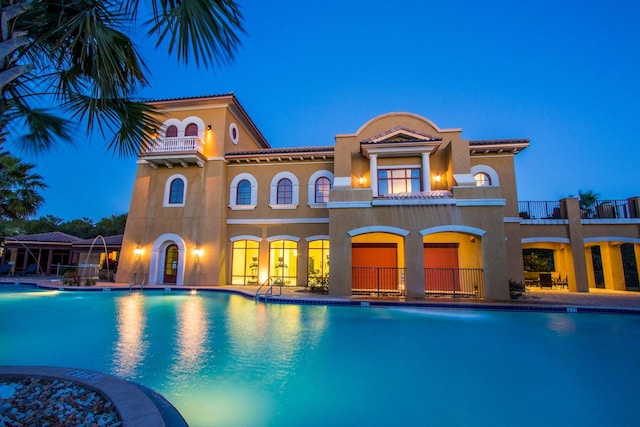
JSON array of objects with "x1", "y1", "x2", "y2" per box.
[
  {"x1": 172, "y1": 296, "x2": 210, "y2": 376},
  {"x1": 113, "y1": 293, "x2": 148, "y2": 377}
]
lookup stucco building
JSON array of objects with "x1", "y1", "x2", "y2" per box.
[{"x1": 116, "y1": 94, "x2": 640, "y2": 300}]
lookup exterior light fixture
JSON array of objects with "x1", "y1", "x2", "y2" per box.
[
  {"x1": 134, "y1": 246, "x2": 143, "y2": 258},
  {"x1": 359, "y1": 176, "x2": 364, "y2": 185},
  {"x1": 434, "y1": 174, "x2": 441, "y2": 183},
  {"x1": 194, "y1": 246, "x2": 204, "y2": 260},
  {"x1": 207, "y1": 124, "x2": 212, "y2": 130}
]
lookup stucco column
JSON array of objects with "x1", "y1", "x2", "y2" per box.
[
  {"x1": 562, "y1": 197, "x2": 589, "y2": 292},
  {"x1": 369, "y1": 155, "x2": 378, "y2": 196},
  {"x1": 405, "y1": 232, "x2": 425, "y2": 299},
  {"x1": 600, "y1": 244, "x2": 626, "y2": 291},
  {"x1": 421, "y1": 152, "x2": 431, "y2": 192}
]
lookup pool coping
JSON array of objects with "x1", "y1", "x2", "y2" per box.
[
  {"x1": 3, "y1": 280, "x2": 640, "y2": 316},
  {"x1": 0, "y1": 366, "x2": 187, "y2": 427}
]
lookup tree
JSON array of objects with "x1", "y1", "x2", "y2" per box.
[
  {"x1": 58, "y1": 216, "x2": 95, "y2": 238},
  {"x1": 578, "y1": 189, "x2": 599, "y2": 218},
  {"x1": 0, "y1": 153, "x2": 46, "y2": 223},
  {"x1": 95, "y1": 213, "x2": 127, "y2": 236},
  {"x1": 21, "y1": 213, "x2": 63, "y2": 234},
  {"x1": 0, "y1": 0, "x2": 244, "y2": 156}
]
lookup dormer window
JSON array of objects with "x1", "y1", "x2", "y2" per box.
[{"x1": 377, "y1": 168, "x2": 421, "y2": 195}]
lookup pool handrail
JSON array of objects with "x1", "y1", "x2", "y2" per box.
[{"x1": 255, "y1": 277, "x2": 282, "y2": 300}]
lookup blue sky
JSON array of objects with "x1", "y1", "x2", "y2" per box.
[{"x1": 19, "y1": 0, "x2": 640, "y2": 221}]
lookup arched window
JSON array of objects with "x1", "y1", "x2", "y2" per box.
[
  {"x1": 185, "y1": 123, "x2": 198, "y2": 137},
  {"x1": 314, "y1": 177, "x2": 331, "y2": 203},
  {"x1": 165, "y1": 125, "x2": 178, "y2": 138},
  {"x1": 270, "y1": 171, "x2": 299, "y2": 209},
  {"x1": 231, "y1": 239, "x2": 260, "y2": 285},
  {"x1": 474, "y1": 172, "x2": 491, "y2": 187},
  {"x1": 277, "y1": 178, "x2": 293, "y2": 204},
  {"x1": 236, "y1": 179, "x2": 251, "y2": 205},
  {"x1": 169, "y1": 178, "x2": 185, "y2": 204}
]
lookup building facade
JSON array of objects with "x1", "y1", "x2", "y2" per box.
[{"x1": 116, "y1": 94, "x2": 640, "y2": 299}]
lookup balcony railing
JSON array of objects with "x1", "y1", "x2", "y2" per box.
[
  {"x1": 144, "y1": 137, "x2": 203, "y2": 154},
  {"x1": 424, "y1": 268, "x2": 484, "y2": 298},
  {"x1": 518, "y1": 201, "x2": 562, "y2": 219},
  {"x1": 352, "y1": 267, "x2": 405, "y2": 296},
  {"x1": 582, "y1": 200, "x2": 633, "y2": 219},
  {"x1": 518, "y1": 200, "x2": 637, "y2": 220}
]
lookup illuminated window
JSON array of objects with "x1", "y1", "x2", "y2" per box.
[
  {"x1": 377, "y1": 168, "x2": 421, "y2": 195},
  {"x1": 474, "y1": 172, "x2": 491, "y2": 187},
  {"x1": 270, "y1": 240, "x2": 297, "y2": 286},
  {"x1": 308, "y1": 240, "x2": 330, "y2": 287},
  {"x1": 231, "y1": 240, "x2": 260, "y2": 285}
]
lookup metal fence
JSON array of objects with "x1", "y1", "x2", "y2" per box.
[
  {"x1": 424, "y1": 268, "x2": 484, "y2": 297},
  {"x1": 518, "y1": 201, "x2": 562, "y2": 219},
  {"x1": 352, "y1": 267, "x2": 406, "y2": 296},
  {"x1": 586, "y1": 200, "x2": 633, "y2": 219}
]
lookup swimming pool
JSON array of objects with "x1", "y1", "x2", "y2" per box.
[{"x1": 1, "y1": 286, "x2": 639, "y2": 427}]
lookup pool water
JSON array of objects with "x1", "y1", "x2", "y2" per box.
[{"x1": 1, "y1": 286, "x2": 640, "y2": 427}]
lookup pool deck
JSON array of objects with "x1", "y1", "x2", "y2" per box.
[{"x1": 4, "y1": 276, "x2": 640, "y2": 313}]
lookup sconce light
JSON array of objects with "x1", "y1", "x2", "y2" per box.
[
  {"x1": 207, "y1": 124, "x2": 212, "y2": 130},
  {"x1": 194, "y1": 246, "x2": 204, "y2": 260},
  {"x1": 434, "y1": 174, "x2": 441, "y2": 183},
  {"x1": 134, "y1": 246, "x2": 143, "y2": 259},
  {"x1": 358, "y1": 176, "x2": 364, "y2": 185}
]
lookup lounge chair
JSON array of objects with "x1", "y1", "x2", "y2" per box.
[
  {"x1": 0, "y1": 264, "x2": 12, "y2": 276},
  {"x1": 539, "y1": 272, "x2": 553, "y2": 289},
  {"x1": 23, "y1": 264, "x2": 39, "y2": 276}
]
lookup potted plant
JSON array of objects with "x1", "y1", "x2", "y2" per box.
[{"x1": 99, "y1": 258, "x2": 118, "y2": 282}]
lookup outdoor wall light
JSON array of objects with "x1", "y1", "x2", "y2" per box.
[
  {"x1": 194, "y1": 246, "x2": 204, "y2": 260},
  {"x1": 434, "y1": 174, "x2": 442, "y2": 183},
  {"x1": 134, "y1": 246, "x2": 143, "y2": 258},
  {"x1": 207, "y1": 124, "x2": 212, "y2": 130},
  {"x1": 359, "y1": 176, "x2": 364, "y2": 185}
]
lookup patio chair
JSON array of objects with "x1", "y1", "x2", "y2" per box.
[
  {"x1": 0, "y1": 264, "x2": 12, "y2": 276},
  {"x1": 539, "y1": 272, "x2": 553, "y2": 289},
  {"x1": 23, "y1": 264, "x2": 39, "y2": 276}
]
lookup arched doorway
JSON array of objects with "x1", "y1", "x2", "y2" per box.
[{"x1": 164, "y1": 244, "x2": 179, "y2": 284}]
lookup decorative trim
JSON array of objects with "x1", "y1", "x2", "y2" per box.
[
  {"x1": 308, "y1": 203, "x2": 328, "y2": 209},
  {"x1": 519, "y1": 219, "x2": 568, "y2": 225},
  {"x1": 229, "y1": 123, "x2": 239, "y2": 144},
  {"x1": 230, "y1": 235, "x2": 261, "y2": 242},
  {"x1": 455, "y1": 199, "x2": 506, "y2": 206},
  {"x1": 348, "y1": 226, "x2": 410, "y2": 237},
  {"x1": 420, "y1": 225, "x2": 486, "y2": 237},
  {"x1": 326, "y1": 201, "x2": 372, "y2": 209},
  {"x1": 584, "y1": 237, "x2": 640, "y2": 244},
  {"x1": 470, "y1": 164, "x2": 500, "y2": 187},
  {"x1": 267, "y1": 235, "x2": 301, "y2": 242},
  {"x1": 269, "y1": 204, "x2": 298, "y2": 210},
  {"x1": 163, "y1": 174, "x2": 187, "y2": 207},
  {"x1": 521, "y1": 237, "x2": 571, "y2": 244},
  {"x1": 504, "y1": 217, "x2": 522, "y2": 223},
  {"x1": 372, "y1": 199, "x2": 455, "y2": 206},
  {"x1": 582, "y1": 219, "x2": 640, "y2": 225},
  {"x1": 229, "y1": 173, "x2": 258, "y2": 209},
  {"x1": 305, "y1": 235, "x2": 330, "y2": 242},
  {"x1": 227, "y1": 218, "x2": 329, "y2": 225},
  {"x1": 308, "y1": 170, "x2": 334, "y2": 205},
  {"x1": 270, "y1": 171, "x2": 300, "y2": 207}
]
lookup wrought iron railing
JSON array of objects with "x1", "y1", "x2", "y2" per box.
[
  {"x1": 144, "y1": 137, "x2": 203, "y2": 153},
  {"x1": 518, "y1": 201, "x2": 562, "y2": 219},
  {"x1": 583, "y1": 200, "x2": 633, "y2": 219},
  {"x1": 424, "y1": 268, "x2": 484, "y2": 298},
  {"x1": 352, "y1": 267, "x2": 406, "y2": 296}
]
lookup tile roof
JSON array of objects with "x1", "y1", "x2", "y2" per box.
[
  {"x1": 382, "y1": 190, "x2": 453, "y2": 199},
  {"x1": 73, "y1": 234, "x2": 124, "y2": 246},
  {"x1": 7, "y1": 232, "x2": 81, "y2": 243},
  {"x1": 226, "y1": 146, "x2": 334, "y2": 157},
  {"x1": 469, "y1": 139, "x2": 530, "y2": 146}
]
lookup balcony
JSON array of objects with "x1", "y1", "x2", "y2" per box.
[
  {"x1": 518, "y1": 199, "x2": 639, "y2": 221},
  {"x1": 139, "y1": 137, "x2": 206, "y2": 168}
]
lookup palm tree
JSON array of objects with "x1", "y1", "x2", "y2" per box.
[
  {"x1": 0, "y1": 0, "x2": 244, "y2": 156},
  {"x1": 0, "y1": 153, "x2": 46, "y2": 221},
  {"x1": 578, "y1": 189, "x2": 599, "y2": 218}
]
